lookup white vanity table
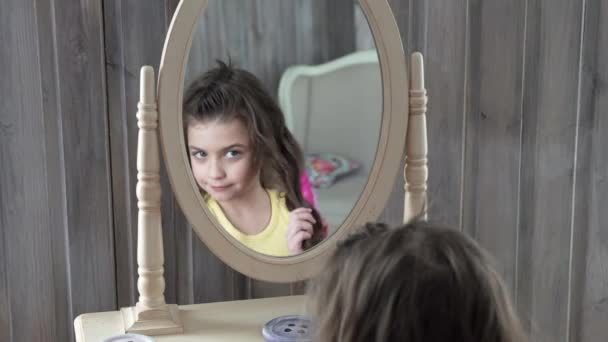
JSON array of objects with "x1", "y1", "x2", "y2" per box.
[
  {"x1": 73, "y1": 0, "x2": 428, "y2": 340},
  {"x1": 75, "y1": 296, "x2": 306, "y2": 341}
]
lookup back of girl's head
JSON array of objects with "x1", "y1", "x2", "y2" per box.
[
  {"x1": 183, "y1": 61, "x2": 324, "y2": 248},
  {"x1": 309, "y1": 221, "x2": 526, "y2": 342}
]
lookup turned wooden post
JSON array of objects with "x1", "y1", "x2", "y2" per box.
[
  {"x1": 404, "y1": 52, "x2": 428, "y2": 222},
  {"x1": 121, "y1": 66, "x2": 182, "y2": 335}
]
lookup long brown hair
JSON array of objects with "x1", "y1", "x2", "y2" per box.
[
  {"x1": 183, "y1": 60, "x2": 323, "y2": 249},
  {"x1": 309, "y1": 221, "x2": 527, "y2": 342}
]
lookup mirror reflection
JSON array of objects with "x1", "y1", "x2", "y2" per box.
[{"x1": 183, "y1": 0, "x2": 381, "y2": 257}]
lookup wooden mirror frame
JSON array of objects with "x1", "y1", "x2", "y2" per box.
[
  {"x1": 72, "y1": 0, "x2": 427, "y2": 336},
  {"x1": 157, "y1": 0, "x2": 409, "y2": 282}
]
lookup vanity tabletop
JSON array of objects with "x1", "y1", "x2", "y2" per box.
[{"x1": 74, "y1": 295, "x2": 308, "y2": 342}]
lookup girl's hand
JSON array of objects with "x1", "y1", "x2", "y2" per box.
[{"x1": 287, "y1": 207, "x2": 316, "y2": 255}]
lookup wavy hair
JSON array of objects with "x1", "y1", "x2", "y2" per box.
[{"x1": 309, "y1": 220, "x2": 527, "y2": 342}]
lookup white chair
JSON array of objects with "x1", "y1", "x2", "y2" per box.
[{"x1": 278, "y1": 50, "x2": 382, "y2": 229}]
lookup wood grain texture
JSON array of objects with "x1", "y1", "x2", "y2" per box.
[
  {"x1": 461, "y1": 0, "x2": 482, "y2": 238},
  {"x1": 0, "y1": 193, "x2": 9, "y2": 342},
  {"x1": 1, "y1": 2, "x2": 63, "y2": 341},
  {"x1": 4, "y1": 1, "x2": 608, "y2": 341},
  {"x1": 190, "y1": 236, "x2": 244, "y2": 303},
  {"x1": 518, "y1": 1, "x2": 585, "y2": 341},
  {"x1": 514, "y1": 0, "x2": 541, "y2": 334},
  {"x1": 465, "y1": 0, "x2": 526, "y2": 290},
  {"x1": 422, "y1": 0, "x2": 468, "y2": 227},
  {"x1": 52, "y1": 0, "x2": 117, "y2": 322},
  {"x1": 36, "y1": 0, "x2": 72, "y2": 340},
  {"x1": 387, "y1": 0, "x2": 426, "y2": 55},
  {"x1": 567, "y1": 0, "x2": 597, "y2": 340},
  {"x1": 1, "y1": 1, "x2": 115, "y2": 342},
  {"x1": 185, "y1": 0, "x2": 355, "y2": 96},
  {"x1": 104, "y1": 0, "x2": 171, "y2": 308},
  {"x1": 576, "y1": 1, "x2": 608, "y2": 341}
]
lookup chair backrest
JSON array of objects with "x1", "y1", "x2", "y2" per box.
[{"x1": 278, "y1": 50, "x2": 382, "y2": 173}]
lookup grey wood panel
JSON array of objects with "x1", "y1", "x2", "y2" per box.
[
  {"x1": 164, "y1": 0, "x2": 182, "y2": 25},
  {"x1": 186, "y1": 0, "x2": 355, "y2": 95},
  {"x1": 53, "y1": 0, "x2": 117, "y2": 322},
  {"x1": 577, "y1": 1, "x2": 608, "y2": 341},
  {"x1": 104, "y1": 0, "x2": 138, "y2": 308},
  {"x1": 466, "y1": 0, "x2": 526, "y2": 290},
  {"x1": 409, "y1": 0, "x2": 427, "y2": 54},
  {"x1": 104, "y1": 0, "x2": 174, "y2": 308},
  {"x1": 1, "y1": 0, "x2": 115, "y2": 341},
  {"x1": 376, "y1": 163, "x2": 406, "y2": 226},
  {"x1": 36, "y1": 0, "x2": 72, "y2": 340},
  {"x1": 0, "y1": 191, "x2": 9, "y2": 342},
  {"x1": 313, "y1": 0, "x2": 355, "y2": 62},
  {"x1": 423, "y1": 0, "x2": 468, "y2": 227},
  {"x1": 386, "y1": 0, "x2": 408, "y2": 40},
  {"x1": 567, "y1": 0, "x2": 598, "y2": 340},
  {"x1": 191, "y1": 236, "x2": 244, "y2": 302},
  {"x1": 387, "y1": 0, "x2": 420, "y2": 55},
  {"x1": 1, "y1": 1, "x2": 63, "y2": 341},
  {"x1": 173, "y1": 216, "x2": 195, "y2": 304},
  {"x1": 461, "y1": 0, "x2": 482, "y2": 238},
  {"x1": 518, "y1": 1, "x2": 584, "y2": 341},
  {"x1": 515, "y1": 0, "x2": 541, "y2": 334}
]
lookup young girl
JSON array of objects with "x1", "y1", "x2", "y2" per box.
[
  {"x1": 182, "y1": 61, "x2": 324, "y2": 256},
  {"x1": 309, "y1": 220, "x2": 527, "y2": 342}
]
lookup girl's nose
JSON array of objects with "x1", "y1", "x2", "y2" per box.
[{"x1": 208, "y1": 159, "x2": 226, "y2": 179}]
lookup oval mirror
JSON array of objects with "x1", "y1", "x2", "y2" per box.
[{"x1": 159, "y1": 0, "x2": 408, "y2": 282}]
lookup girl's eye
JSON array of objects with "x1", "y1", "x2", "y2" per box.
[
  {"x1": 226, "y1": 150, "x2": 242, "y2": 158},
  {"x1": 192, "y1": 151, "x2": 207, "y2": 159}
]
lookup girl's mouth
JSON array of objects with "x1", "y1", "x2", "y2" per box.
[{"x1": 209, "y1": 184, "x2": 231, "y2": 192}]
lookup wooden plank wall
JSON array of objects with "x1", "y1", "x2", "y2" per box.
[
  {"x1": 1, "y1": 1, "x2": 607, "y2": 341},
  {"x1": 410, "y1": 1, "x2": 607, "y2": 341},
  {"x1": 1, "y1": 1, "x2": 115, "y2": 342}
]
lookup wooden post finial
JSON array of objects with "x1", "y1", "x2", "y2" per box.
[
  {"x1": 121, "y1": 66, "x2": 182, "y2": 336},
  {"x1": 404, "y1": 52, "x2": 428, "y2": 222}
]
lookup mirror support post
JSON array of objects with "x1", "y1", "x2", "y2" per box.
[
  {"x1": 120, "y1": 66, "x2": 183, "y2": 336},
  {"x1": 404, "y1": 52, "x2": 428, "y2": 222}
]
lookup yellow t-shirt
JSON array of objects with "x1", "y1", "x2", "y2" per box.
[{"x1": 205, "y1": 189, "x2": 291, "y2": 257}]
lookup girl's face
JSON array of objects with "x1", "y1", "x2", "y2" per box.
[{"x1": 187, "y1": 118, "x2": 259, "y2": 203}]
